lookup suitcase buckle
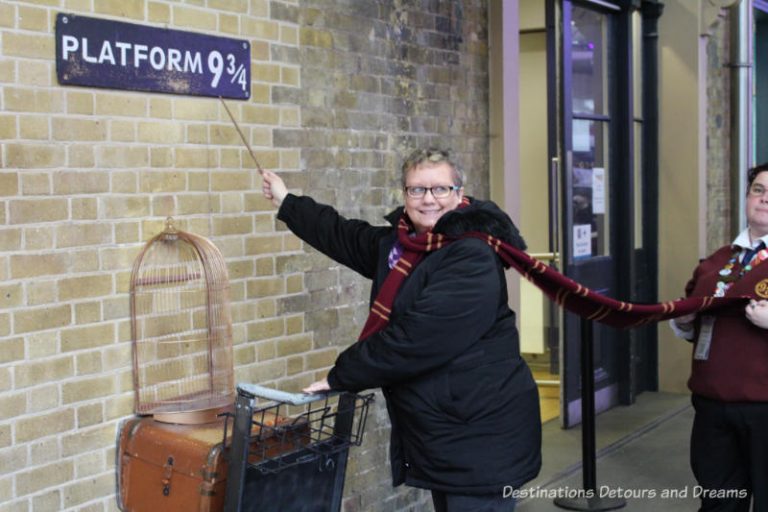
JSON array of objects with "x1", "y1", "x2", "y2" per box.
[{"x1": 162, "y1": 456, "x2": 174, "y2": 496}]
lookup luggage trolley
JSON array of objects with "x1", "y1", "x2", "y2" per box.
[{"x1": 223, "y1": 384, "x2": 373, "y2": 512}]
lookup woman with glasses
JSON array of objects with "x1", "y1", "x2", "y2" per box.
[
  {"x1": 671, "y1": 162, "x2": 768, "y2": 512},
  {"x1": 262, "y1": 148, "x2": 540, "y2": 511}
]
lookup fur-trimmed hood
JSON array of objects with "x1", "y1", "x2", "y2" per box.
[{"x1": 385, "y1": 196, "x2": 527, "y2": 250}]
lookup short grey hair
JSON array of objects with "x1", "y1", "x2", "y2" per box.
[{"x1": 400, "y1": 148, "x2": 465, "y2": 188}]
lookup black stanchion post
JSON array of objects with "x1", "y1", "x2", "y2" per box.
[{"x1": 554, "y1": 317, "x2": 626, "y2": 511}]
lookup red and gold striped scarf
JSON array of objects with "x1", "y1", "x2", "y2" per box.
[{"x1": 358, "y1": 207, "x2": 745, "y2": 340}]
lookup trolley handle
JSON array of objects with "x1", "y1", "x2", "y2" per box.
[{"x1": 236, "y1": 383, "x2": 339, "y2": 405}]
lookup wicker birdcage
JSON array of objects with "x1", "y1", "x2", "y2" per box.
[{"x1": 130, "y1": 218, "x2": 234, "y2": 424}]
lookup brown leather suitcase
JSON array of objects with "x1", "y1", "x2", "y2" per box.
[{"x1": 117, "y1": 414, "x2": 308, "y2": 512}]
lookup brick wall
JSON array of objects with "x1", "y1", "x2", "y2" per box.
[{"x1": 0, "y1": 1, "x2": 490, "y2": 511}]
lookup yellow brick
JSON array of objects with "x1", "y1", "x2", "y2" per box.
[
  {"x1": 0, "y1": 447, "x2": 26, "y2": 481},
  {"x1": 66, "y1": 91, "x2": 94, "y2": 115},
  {"x1": 0, "y1": 392, "x2": 25, "y2": 424},
  {"x1": 9, "y1": 198, "x2": 67, "y2": 224},
  {"x1": 67, "y1": 144, "x2": 95, "y2": 168},
  {"x1": 71, "y1": 197, "x2": 98, "y2": 220},
  {"x1": 209, "y1": 0, "x2": 247, "y2": 12},
  {"x1": 285, "y1": 314, "x2": 303, "y2": 334},
  {"x1": 16, "y1": 409, "x2": 74, "y2": 444},
  {"x1": 149, "y1": 97, "x2": 173, "y2": 119},
  {"x1": 251, "y1": 63, "x2": 282, "y2": 84},
  {"x1": 63, "y1": 375, "x2": 115, "y2": 404},
  {"x1": 0, "y1": 115, "x2": 16, "y2": 139},
  {"x1": 282, "y1": 66, "x2": 299, "y2": 86},
  {"x1": 0, "y1": 61, "x2": 16, "y2": 85},
  {"x1": 96, "y1": 146, "x2": 149, "y2": 168},
  {"x1": 20, "y1": 172, "x2": 50, "y2": 195},
  {"x1": 28, "y1": 384, "x2": 58, "y2": 414},
  {"x1": 17, "y1": 5, "x2": 50, "y2": 32},
  {"x1": 210, "y1": 215, "x2": 251, "y2": 236},
  {"x1": 0, "y1": 4, "x2": 14, "y2": 29},
  {"x1": 115, "y1": 222, "x2": 139, "y2": 244},
  {"x1": 306, "y1": 347, "x2": 338, "y2": 370},
  {"x1": 70, "y1": 249, "x2": 99, "y2": 273},
  {"x1": 174, "y1": 98, "x2": 218, "y2": 121},
  {"x1": 243, "y1": 18, "x2": 279, "y2": 40},
  {"x1": 0, "y1": 173, "x2": 18, "y2": 196},
  {"x1": 246, "y1": 235, "x2": 283, "y2": 255},
  {"x1": 187, "y1": 124, "x2": 208, "y2": 144},
  {"x1": 65, "y1": 0, "x2": 92, "y2": 10},
  {"x1": 0, "y1": 282, "x2": 24, "y2": 310},
  {"x1": 255, "y1": 256, "x2": 274, "y2": 276},
  {"x1": 188, "y1": 171, "x2": 211, "y2": 191},
  {"x1": 75, "y1": 301, "x2": 101, "y2": 324},
  {"x1": 23, "y1": 227, "x2": 54, "y2": 252},
  {"x1": 0, "y1": 337, "x2": 24, "y2": 364},
  {"x1": 31, "y1": 489, "x2": 60, "y2": 511},
  {"x1": 138, "y1": 122, "x2": 184, "y2": 144},
  {"x1": 220, "y1": 148, "x2": 242, "y2": 168},
  {"x1": 173, "y1": 5, "x2": 217, "y2": 30},
  {"x1": 254, "y1": 339, "x2": 275, "y2": 360},
  {"x1": 286, "y1": 356, "x2": 303, "y2": 375},
  {"x1": 19, "y1": 114, "x2": 49, "y2": 139},
  {"x1": 53, "y1": 171, "x2": 108, "y2": 195},
  {"x1": 100, "y1": 246, "x2": 140, "y2": 271},
  {"x1": 74, "y1": 451, "x2": 103, "y2": 479},
  {"x1": 5, "y1": 87, "x2": 62, "y2": 114},
  {"x1": 94, "y1": 0, "x2": 144, "y2": 20},
  {"x1": 210, "y1": 171, "x2": 251, "y2": 191},
  {"x1": 3, "y1": 32, "x2": 52, "y2": 59},
  {"x1": 247, "y1": 277, "x2": 285, "y2": 298},
  {"x1": 139, "y1": 171, "x2": 186, "y2": 193},
  {"x1": 56, "y1": 223, "x2": 112, "y2": 249},
  {"x1": 0, "y1": 368, "x2": 9, "y2": 392},
  {"x1": 75, "y1": 351, "x2": 102, "y2": 375},
  {"x1": 0, "y1": 314, "x2": 9, "y2": 337},
  {"x1": 16, "y1": 357, "x2": 75, "y2": 389},
  {"x1": 251, "y1": 41, "x2": 269, "y2": 62},
  {"x1": 175, "y1": 147, "x2": 217, "y2": 169},
  {"x1": 52, "y1": 118, "x2": 107, "y2": 141},
  {"x1": 101, "y1": 196, "x2": 151, "y2": 220},
  {"x1": 276, "y1": 334, "x2": 312, "y2": 357},
  {"x1": 61, "y1": 424, "x2": 115, "y2": 458},
  {"x1": 26, "y1": 331, "x2": 58, "y2": 359},
  {"x1": 281, "y1": 25, "x2": 299, "y2": 45},
  {"x1": 18, "y1": 60, "x2": 51, "y2": 87},
  {"x1": 27, "y1": 279, "x2": 57, "y2": 305},
  {"x1": 148, "y1": 1, "x2": 171, "y2": 23},
  {"x1": 59, "y1": 275, "x2": 113, "y2": 301},
  {"x1": 14, "y1": 304, "x2": 71, "y2": 334},
  {"x1": 94, "y1": 94, "x2": 147, "y2": 117},
  {"x1": 61, "y1": 323, "x2": 114, "y2": 352},
  {"x1": 7, "y1": 144, "x2": 66, "y2": 168},
  {"x1": 242, "y1": 104, "x2": 281, "y2": 125},
  {"x1": 151, "y1": 195, "x2": 174, "y2": 217},
  {"x1": 281, "y1": 147, "x2": 300, "y2": 167},
  {"x1": 219, "y1": 13, "x2": 239, "y2": 34},
  {"x1": 0, "y1": 425, "x2": 9, "y2": 449},
  {"x1": 150, "y1": 147, "x2": 173, "y2": 167},
  {"x1": 105, "y1": 393, "x2": 134, "y2": 420},
  {"x1": 110, "y1": 120, "x2": 135, "y2": 142},
  {"x1": 110, "y1": 172, "x2": 136, "y2": 194},
  {"x1": 17, "y1": 461, "x2": 74, "y2": 497},
  {"x1": 76, "y1": 403, "x2": 103, "y2": 429}
]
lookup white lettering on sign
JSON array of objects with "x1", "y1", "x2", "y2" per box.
[{"x1": 61, "y1": 35, "x2": 205, "y2": 75}]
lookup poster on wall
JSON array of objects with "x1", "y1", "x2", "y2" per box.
[
  {"x1": 573, "y1": 224, "x2": 592, "y2": 260},
  {"x1": 592, "y1": 167, "x2": 605, "y2": 214},
  {"x1": 55, "y1": 13, "x2": 251, "y2": 100}
]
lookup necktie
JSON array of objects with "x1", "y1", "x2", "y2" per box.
[{"x1": 741, "y1": 241, "x2": 766, "y2": 266}]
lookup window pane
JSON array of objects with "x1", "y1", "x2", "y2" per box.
[
  {"x1": 572, "y1": 120, "x2": 609, "y2": 258},
  {"x1": 571, "y1": 5, "x2": 610, "y2": 116}
]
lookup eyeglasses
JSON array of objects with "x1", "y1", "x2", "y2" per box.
[
  {"x1": 404, "y1": 185, "x2": 461, "y2": 199},
  {"x1": 749, "y1": 183, "x2": 768, "y2": 197}
]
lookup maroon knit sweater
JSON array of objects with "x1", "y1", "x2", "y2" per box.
[{"x1": 686, "y1": 245, "x2": 768, "y2": 401}]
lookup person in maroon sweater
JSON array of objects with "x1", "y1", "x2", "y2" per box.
[{"x1": 672, "y1": 162, "x2": 768, "y2": 512}]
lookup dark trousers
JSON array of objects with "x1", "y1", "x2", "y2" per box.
[
  {"x1": 431, "y1": 490, "x2": 516, "y2": 512},
  {"x1": 690, "y1": 395, "x2": 768, "y2": 512}
]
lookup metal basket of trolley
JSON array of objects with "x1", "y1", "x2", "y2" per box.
[{"x1": 223, "y1": 384, "x2": 373, "y2": 512}]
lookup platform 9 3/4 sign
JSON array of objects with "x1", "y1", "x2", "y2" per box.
[{"x1": 56, "y1": 13, "x2": 251, "y2": 100}]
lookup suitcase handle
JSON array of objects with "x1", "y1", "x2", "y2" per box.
[{"x1": 236, "y1": 383, "x2": 340, "y2": 405}]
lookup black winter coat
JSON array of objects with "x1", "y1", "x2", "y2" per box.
[{"x1": 278, "y1": 194, "x2": 542, "y2": 495}]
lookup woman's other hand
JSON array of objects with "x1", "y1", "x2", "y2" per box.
[
  {"x1": 262, "y1": 169, "x2": 289, "y2": 208},
  {"x1": 302, "y1": 377, "x2": 331, "y2": 394},
  {"x1": 746, "y1": 299, "x2": 768, "y2": 329}
]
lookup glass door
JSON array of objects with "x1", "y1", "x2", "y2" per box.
[{"x1": 547, "y1": 0, "x2": 622, "y2": 428}]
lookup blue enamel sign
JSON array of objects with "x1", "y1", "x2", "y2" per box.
[{"x1": 56, "y1": 13, "x2": 250, "y2": 100}]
